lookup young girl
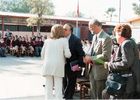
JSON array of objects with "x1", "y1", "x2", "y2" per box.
[
  {"x1": 20, "y1": 36, "x2": 27, "y2": 57},
  {"x1": 27, "y1": 37, "x2": 34, "y2": 57}
]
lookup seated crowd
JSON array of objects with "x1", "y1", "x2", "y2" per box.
[{"x1": 0, "y1": 34, "x2": 47, "y2": 57}]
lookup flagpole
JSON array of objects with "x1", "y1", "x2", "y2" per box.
[
  {"x1": 76, "y1": 17, "x2": 78, "y2": 37},
  {"x1": 76, "y1": 0, "x2": 79, "y2": 37}
]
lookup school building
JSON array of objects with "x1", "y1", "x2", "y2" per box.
[{"x1": 0, "y1": 11, "x2": 115, "y2": 40}]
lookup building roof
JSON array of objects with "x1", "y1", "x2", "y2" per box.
[
  {"x1": 126, "y1": 16, "x2": 140, "y2": 22},
  {"x1": 0, "y1": 11, "x2": 91, "y2": 22}
]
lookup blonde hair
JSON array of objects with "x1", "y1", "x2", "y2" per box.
[{"x1": 50, "y1": 24, "x2": 64, "y2": 39}]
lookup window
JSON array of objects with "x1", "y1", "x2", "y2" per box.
[
  {"x1": 4, "y1": 18, "x2": 9, "y2": 22},
  {"x1": 19, "y1": 18, "x2": 27, "y2": 23},
  {"x1": 4, "y1": 18, "x2": 18, "y2": 23},
  {"x1": 0, "y1": 17, "x2": 1, "y2": 22},
  {"x1": 4, "y1": 25, "x2": 17, "y2": 31},
  {"x1": 19, "y1": 25, "x2": 32, "y2": 31}
]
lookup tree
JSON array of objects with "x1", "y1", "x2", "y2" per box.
[
  {"x1": 104, "y1": 7, "x2": 117, "y2": 21},
  {"x1": 66, "y1": 11, "x2": 85, "y2": 18},
  {"x1": 132, "y1": 1, "x2": 140, "y2": 15},
  {"x1": 0, "y1": 0, "x2": 31, "y2": 13},
  {"x1": 26, "y1": 0, "x2": 55, "y2": 35}
]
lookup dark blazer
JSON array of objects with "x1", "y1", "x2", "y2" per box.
[
  {"x1": 26, "y1": 41, "x2": 34, "y2": 47},
  {"x1": 108, "y1": 38, "x2": 140, "y2": 94},
  {"x1": 65, "y1": 33, "x2": 85, "y2": 77},
  {"x1": 20, "y1": 41, "x2": 27, "y2": 47},
  {"x1": 34, "y1": 41, "x2": 41, "y2": 47},
  {"x1": 63, "y1": 33, "x2": 85, "y2": 99},
  {"x1": 0, "y1": 41, "x2": 6, "y2": 48},
  {"x1": 12, "y1": 39, "x2": 20, "y2": 47}
]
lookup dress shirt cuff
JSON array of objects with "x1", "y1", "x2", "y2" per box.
[
  {"x1": 91, "y1": 56, "x2": 97, "y2": 62},
  {"x1": 107, "y1": 63, "x2": 111, "y2": 71}
]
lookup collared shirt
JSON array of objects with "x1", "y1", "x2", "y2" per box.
[
  {"x1": 65, "y1": 34, "x2": 71, "y2": 40},
  {"x1": 96, "y1": 29, "x2": 103, "y2": 39}
]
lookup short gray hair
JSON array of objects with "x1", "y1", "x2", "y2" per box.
[{"x1": 89, "y1": 19, "x2": 101, "y2": 26}]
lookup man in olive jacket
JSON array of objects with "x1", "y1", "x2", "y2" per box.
[{"x1": 84, "y1": 19, "x2": 112, "y2": 99}]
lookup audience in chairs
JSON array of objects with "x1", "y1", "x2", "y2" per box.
[
  {"x1": 34, "y1": 36, "x2": 42, "y2": 57},
  {"x1": 0, "y1": 34, "x2": 47, "y2": 58},
  {"x1": 0, "y1": 37, "x2": 6, "y2": 57},
  {"x1": 27, "y1": 37, "x2": 34, "y2": 57},
  {"x1": 12, "y1": 36, "x2": 20, "y2": 57},
  {"x1": 20, "y1": 36, "x2": 27, "y2": 57}
]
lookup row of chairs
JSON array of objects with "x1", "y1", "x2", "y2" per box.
[{"x1": 6, "y1": 48, "x2": 36, "y2": 57}]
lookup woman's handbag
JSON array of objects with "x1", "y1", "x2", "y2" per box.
[{"x1": 106, "y1": 72, "x2": 127, "y2": 97}]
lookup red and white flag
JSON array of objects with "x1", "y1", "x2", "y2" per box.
[{"x1": 77, "y1": 0, "x2": 79, "y2": 18}]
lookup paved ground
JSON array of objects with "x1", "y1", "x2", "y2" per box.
[{"x1": 0, "y1": 54, "x2": 79, "y2": 100}]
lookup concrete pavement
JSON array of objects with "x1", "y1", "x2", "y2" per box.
[{"x1": 0, "y1": 54, "x2": 80, "y2": 100}]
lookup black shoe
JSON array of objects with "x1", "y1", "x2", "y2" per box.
[
  {"x1": 17, "y1": 55, "x2": 20, "y2": 57},
  {"x1": 37, "y1": 55, "x2": 39, "y2": 57},
  {"x1": 3, "y1": 55, "x2": 6, "y2": 57},
  {"x1": 31, "y1": 54, "x2": 33, "y2": 57},
  {"x1": 21, "y1": 54, "x2": 24, "y2": 57},
  {"x1": 1, "y1": 55, "x2": 5, "y2": 57}
]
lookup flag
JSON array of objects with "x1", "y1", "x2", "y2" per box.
[{"x1": 77, "y1": 0, "x2": 79, "y2": 18}]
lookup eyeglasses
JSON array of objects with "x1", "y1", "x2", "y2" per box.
[{"x1": 63, "y1": 28, "x2": 68, "y2": 31}]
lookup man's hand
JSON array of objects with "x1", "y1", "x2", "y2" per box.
[
  {"x1": 75, "y1": 67, "x2": 82, "y2": 71},
  {"x1": 104, "y1": 62, "x2": 108, "y2": 69},
  {"x1": 83, "y1": 56, "x2": 91, "y2": 63},
  {"x1": 2, "y1": 47, "x2": 4, "y2": 50}
]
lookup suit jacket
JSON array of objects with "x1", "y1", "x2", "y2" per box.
[
  {"x1": 12, "y1": 39, "x2": 20, "y2": 47},
  {"x1": 108, "y1": 38, "x2": 140, "y2": 94},
  {"x1": 65, "y1": 34, "x2": 85, "y2": 77},
  {"x1": 90, "y1": 30, "x2": 112, "y2": 81},
  {"x1": 41, "y1": 38, "x2": 71, "y2": 77},
  {"x1": 0, "y1": 41, "x2": 6, "y2": 48}
]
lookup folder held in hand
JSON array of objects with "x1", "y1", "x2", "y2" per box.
[{"x1": 94, "y1": 58, "x2": 104, "y2": 64}]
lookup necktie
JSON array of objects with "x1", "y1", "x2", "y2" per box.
[{"x1": 90, "y1": 35, "x2": 97, "y2": 56}]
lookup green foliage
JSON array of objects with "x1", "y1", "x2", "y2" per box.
[
  {"x1": 25, "y1": 0, "x2": 55, "y2": 34},
  {"x1": 0, "y1": 0, "x2": 31, "y2": 13},
  {"x1": 66, "y1": 11, "x2": 85, "y2": 18},
  {"x1": 104, "y1": 7, "x2": 117, "y2": 21},
  {"x1": 132, "y1": 0, "x2": 140, "y2": 15}
]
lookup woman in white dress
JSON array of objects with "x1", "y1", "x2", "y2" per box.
[{"x1": 41, "y1": 24, "x2": 71, "y2": 100}]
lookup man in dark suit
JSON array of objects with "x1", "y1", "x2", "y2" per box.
[{"x1": 63, "y1": 23, "x2": 85, "y2": 99}]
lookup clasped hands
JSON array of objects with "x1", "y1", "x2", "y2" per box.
[{"x1": 83, "y1": 56, "x2": 92, "y2": 63}]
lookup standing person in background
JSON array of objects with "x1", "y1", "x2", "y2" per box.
[
  {"x1": 102, "y1": 24, "x2": 140, "y2": 99},
  {"x1": 111, "y1": 42, "x2": 119, "y2": 55},
  {"x1": 86, "y1": 41, "x2": 92, "y2": 55},
  {"x1": 63, "y1": 23, "x2": 85, "y2": 99},
  {"x1": 41, "y1": 24, "x2": 71, "y2": 99},
  {"x1": 5, "y1": 29, "x2": 12, "y2": 37},
  {"x1": 84, "y1": 19, "x2": 112, "y2": 99}
]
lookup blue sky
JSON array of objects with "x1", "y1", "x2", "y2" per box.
[{"x1": 52, "y1": 0, "x2": 140, "y2": 22}]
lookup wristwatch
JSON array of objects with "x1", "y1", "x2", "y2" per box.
[{"x1": 79, "y1": 66, "x2": 81, "y2": 69}]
